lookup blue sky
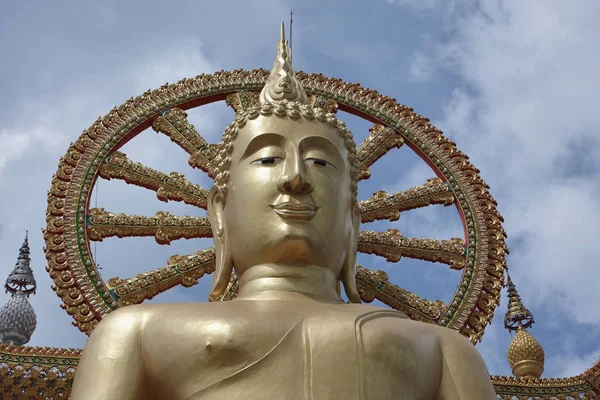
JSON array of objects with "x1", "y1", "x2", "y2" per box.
[{"x1": 1, "y1": 0, "x2": 599, "y2": 378}]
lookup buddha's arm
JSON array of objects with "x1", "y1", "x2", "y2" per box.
[
  {"x1": 70, "y1": 307, "x2": 151, "y2": 400},
  {"x1": 437, "y1": 328, "x2": 497, "y2": 400}
]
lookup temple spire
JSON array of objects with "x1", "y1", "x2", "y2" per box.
[
  {"x1": 504, "y1": 272, "x2": 545, "y2": 379},
  {"x1": 0, "y1": 232, "x2": 37, "y2": 345},
  {"x1": 289, "y1": 10, "x2": 294, "y2": 63}
]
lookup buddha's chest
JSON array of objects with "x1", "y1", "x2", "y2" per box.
[{"x1": 143, "y1": 306, "x2": 438, "y2": 400}]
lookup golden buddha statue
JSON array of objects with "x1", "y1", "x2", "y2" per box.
[{"x1": 71, "y1": 23, "x2": 496, "y2": 400}]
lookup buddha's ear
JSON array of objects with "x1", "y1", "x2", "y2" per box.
[
  {"x1": 208, "y1": 186, "x2": 233, "y2": 301},
  {"x1": 341, "y1": 204, "x2": 361, "y2": 303}
]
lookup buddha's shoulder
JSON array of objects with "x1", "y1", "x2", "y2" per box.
[
  {"x1": 343, "y1": 303, "x2": 467, "y2": 341},
  {"x1": 96, "y1": 302, "x2": 230, "y2": 329},
  {"x1": 151, "y1": 301, "x2": 238, "y2": 315}
]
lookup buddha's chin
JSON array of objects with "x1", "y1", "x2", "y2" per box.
[
  {"x1": 275, "y1": 221, "x2": 321, "y2": 243},
  {"x1": 263, "y1": 234, "x2": 322, "y2": 265}
]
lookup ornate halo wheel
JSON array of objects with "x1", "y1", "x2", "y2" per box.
[{"x1": 44, "y1": 69, "x2": 507, "y2": 343}]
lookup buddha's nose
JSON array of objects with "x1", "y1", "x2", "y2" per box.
[
  {"x1": 280, "y1": 174, "x2": 314, "y2": 193},
  {"x1": 278, "y1": 158, "x2": 314, "y2": 194}
]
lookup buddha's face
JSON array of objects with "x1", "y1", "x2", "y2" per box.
[{"x1": 214, "y1": 114, "x2": 356, "y2": 279}]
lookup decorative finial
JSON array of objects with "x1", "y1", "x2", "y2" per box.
[
  {"x1": 258, "y1": 21, "x2": 308, "y2": 106},
  {"x1": 504, "y1": 272, "x2": 534, "y2": 331},
  {"x1": 504, "y1": 271, "x2": 545, "y2": 379},
  {"x1": 5, "y1": 232, "x2": 37, "y2": 296}
]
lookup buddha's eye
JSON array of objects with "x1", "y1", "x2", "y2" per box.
[
  {"x1": 306, "y1": 158, "x2": 336, "y2": 169},
  {"x1": 251, "y1": 157, "x2": 283, "y2": 165}
]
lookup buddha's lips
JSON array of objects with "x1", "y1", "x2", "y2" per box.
[{"x1": 270, "y1": 202, "x2": 318, "y2": 220}]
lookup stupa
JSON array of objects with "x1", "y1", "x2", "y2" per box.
[{"x1": 0, "y1": 232, "x2": 37, "y2": 346}]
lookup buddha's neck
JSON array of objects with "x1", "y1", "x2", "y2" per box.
[{"x1": 236, "y1": 264, "x2": 343, "y2": 303}]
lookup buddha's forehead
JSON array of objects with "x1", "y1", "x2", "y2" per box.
[{"x1": 232, "y1": 115, "x2": 349, "y2": 158}]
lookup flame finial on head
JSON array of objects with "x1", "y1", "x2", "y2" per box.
[{"x1": 259, "y1": 21, "x2": 309, "y2": 106}]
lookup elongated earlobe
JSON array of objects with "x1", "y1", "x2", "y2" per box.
[
  {"x1": 341, "y1": 205, "x2": 361, "y2": 303},
  {"x1": 208, "y1": 186, "x2": 234, "y2": 301}
]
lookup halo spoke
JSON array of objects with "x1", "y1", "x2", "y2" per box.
[
  {"x1": 226, "y1": 91, "x2": 261, "y2": 113},
  {"x1": 99, "y1": 151, "x2": 208, "y2": 209},
  {"x1": 359, "y1": 178, "x2": 454, "y2": 223},
  {"x1": 358, "y1": 229, "x2": 466, "y2": 269},
  {"x1": 217, "y1": 274, "x2": 240, "y2": 301},
  {"x1": 356, "y1": 124, "x2": 404, "y2": 181},
  {"x1": 106, "y1": 248, "x2": 216, "y2": 306},
  {"x1": 151, "y1": 107, "x2": 218, "y2": 176},
  {"x1": 356, "y1": 267, "x2": 445, "y2": 323},
  {"x1": 87, "y1": 208, "x2": 212, "y2": 244}
]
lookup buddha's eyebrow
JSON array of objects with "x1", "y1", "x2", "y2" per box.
[
  {"x1": 239, "y1": 133, "x2": 286, "y2": 161},
  {"x1": 299, "y1": 136, "x2": 344, "y2": 165}
]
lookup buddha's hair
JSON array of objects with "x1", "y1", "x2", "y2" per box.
[{"x1": 213, "y1": 100, "x2": 358, "y2": 205}]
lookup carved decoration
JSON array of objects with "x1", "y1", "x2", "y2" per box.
[
  {"x1": 216, "y1": 273, "x2": 240, "y2": 302},
  {"x1": 0, "y1": 344, "x2": 80, "y2": 398},
  {"x1": 356, "y1": 124, "x2": 404, "y2": 180},
  {"x1": 356, "y1": 267, "x2": 444, "y2": 322},
  {"x1": 492, "y1": 373, "x2": 598, "y2": 398},
  {"x1": 225, "y1": 91, "x2": 261, "y2": 114},
  {"x1": 226, "y1": 91, "x2": 338, "y2": 114},
  {"x1": 106, "y1": 248, "x2": 216, "y2": 306},
  {"x1": 358, "y1": 229, "x2": 466, "y2": 269},
  {"x1": 99, "y1": 151, "x2": 208, "y2": 209},
  {"x1": 87, "y1": 208, "x2": 212, "y2": 245},
  {"x1": 359, "y1": 178, "x2": 454, "y2": 223},
  {"x1": 151, "y1": 107, "x2": 218, "y2": 176},
  {"x1": 309, "y1": 94, "x2": 339, "y2": 113}
]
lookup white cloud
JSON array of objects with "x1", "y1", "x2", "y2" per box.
[
  {"x1": 408, "y1": 51, "x2": 434, "y2": 82},
  {"x1": 417, "y1": 0, "x2": 600, "y2": 316},
  {"x1": 0, "y1": 132, "x2": 29, "y2": 173},
  {"x1": 0, "y1": 109, "x2": 68, "y2": 178},
  {"x1": 130, "y1": 37, "x2": 217, "y2": 93},
  {"x1": 393, "y1": 0, "x2": 600, "y2": 375},
  {"x1": 549, "y1": 345, "x2": 600, "y2": 378}
]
